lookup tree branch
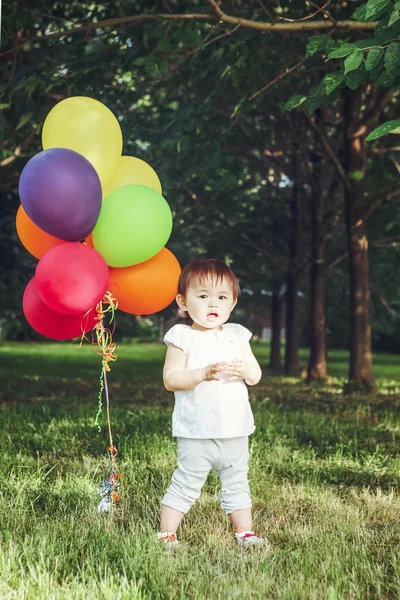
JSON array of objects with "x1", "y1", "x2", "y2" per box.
[
  {"x1": 0, "y1": 131, "x2": 36, "y2": 167},
  {"x1": 207, "y1": 0, "x2": 225, "y2": 20},
  {"x1": 257, "y1": 0, "x2": 275, "y2": 24},
  {"x1": 248, "y1": 58, "x2": 305, "y2": 101},
  {"x1": 325, "y1": 234, "x2": 400, "y2": 273},
  {"x1": 206, "y1": 0, "x2": 374, "y2": 32},
  {"x1": 277, "y1": 1, "x2": 332, "y2": 23},
  {"x1": 351, "y1": 89, "x2": 394, "y2": 138},
  {"x1": 308, "y1": 0, "x2": 336, "y2": 24},
  {"x1": 372, "y1": 145, "x2": 400, "y2": 154},
  {"x1": 170, "y1": 22, "x2": 241, "y2": 72},
  {"x1": 371, "y1": 285, "x2": 399, "y2": 318},
  {"x1": 305, "y1": 112, "x2": 351, "y2": 190},
  {"x1": 0, "y1": 10, "x2": 377, "y2": 57},
  {"x1": 358, "y1": 183, "x2": 400, "y2": 222},
  {"x1": 372, "y1": 236, "x2": 400, "y2": 248}
]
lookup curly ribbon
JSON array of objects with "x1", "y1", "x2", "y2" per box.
[
  {"x1": 80, "y1": 291, "x2": 122, "y2": 508},
  {"x1": 93, "y1": 290, "x2": 119, "y2": 370},
  {"x1": 93, "y1": 367, "x2": 104, "y2": 433}
]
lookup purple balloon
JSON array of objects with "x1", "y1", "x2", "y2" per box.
[{"x1": 19, "y1": 148, "x2": 102, "y2": 241}]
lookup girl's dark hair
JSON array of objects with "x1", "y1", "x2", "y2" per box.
[{"x1": 178, "y1": 259, "x2": 240, "y2": 300}]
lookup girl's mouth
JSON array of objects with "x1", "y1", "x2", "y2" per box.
[{"x1": 207, "y1": 312, "x2": 219, "y2": 320}]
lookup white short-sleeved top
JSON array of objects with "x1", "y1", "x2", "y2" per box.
[{"x1": 163, "y1": 323, "x2": 256, "y2": 439}]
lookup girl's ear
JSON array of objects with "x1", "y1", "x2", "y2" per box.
[{"x1": 176, "y1": 294, "x2": 187, "y2": 311}]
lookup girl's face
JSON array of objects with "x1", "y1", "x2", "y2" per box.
[{"x1": 176, "y1": 277, "x2": 237, "y2": 331}]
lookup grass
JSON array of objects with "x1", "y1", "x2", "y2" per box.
[{"x1": 0, "y1": 341, "x2": 400, "y2": 599}]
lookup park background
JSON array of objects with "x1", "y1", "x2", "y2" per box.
[{"x1": 1, "y1": 0, "x2": 400, "y2": 598}]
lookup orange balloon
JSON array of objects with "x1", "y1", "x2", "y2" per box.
[
  {"x1": 108, "y1": 248, "x2": 181, "y2": 315},
  {"x1": 85, "y1": 233, "x2": 94, "y2": 248},
  {"x1": 16, "y1": 205, "x2": 65, "y2": 259}
]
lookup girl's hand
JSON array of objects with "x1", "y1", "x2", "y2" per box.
[
  {"x1": 203, "y1": 362, "x2": 228, "y2": 382},
  {"x1": 223, "y1": 359, "x2": 250, "y2": 381}
]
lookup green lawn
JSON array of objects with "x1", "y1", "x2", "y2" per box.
[{"x1": 0, "y1": 342, "x2": 400, "y2": 599}]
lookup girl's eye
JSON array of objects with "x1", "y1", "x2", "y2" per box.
[
  {"x1": 219, "y1": 296, "x2": 227, "y2": 300},
  {"x1": 199, "y1": 295, "x2": 207, "y2": 299}
]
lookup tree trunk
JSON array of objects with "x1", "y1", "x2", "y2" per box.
[
  {"x1": 269, "y1": 292, "x2": 282, "y2": 370},
  {"x1": 285, "y1": 158, "x2": 299, "y2": 375},
  {"x1": 308, "y1": 182, "x2": 328, "y2": 380},
  {"x1": 285, "y1": 270, "x2": 299, "y2": 375},
  {"x1": 343, "y1": 92, "x2": 374, "y2": 390},
  {"x1": 345, "y1": 192, "x2": 374, "y2": 388},
  {"x1": 308, "y1": 258, "x2": 327, "y2": 379}
]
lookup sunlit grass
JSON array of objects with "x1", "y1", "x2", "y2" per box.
[{"x1": 0, "y1": 342, "x2": 400, "y2": 598}]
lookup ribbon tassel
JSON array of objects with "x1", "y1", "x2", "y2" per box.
[{"x1": 81, "y1": 291, "x2": 122, "y2": 513}]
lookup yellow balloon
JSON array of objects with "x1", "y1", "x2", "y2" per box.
[
  {"x1": 42, "y1": 96, "x2": 123, "y2": 186},
  {"x1": 102, "y1": 156, "x2": 162, "y2": 198}
]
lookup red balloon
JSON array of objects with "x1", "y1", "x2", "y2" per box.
[
  {"x1": 35, "y1": 242, "x2": 109, "y2": 315},
  {"x1": 23, "y1": 277, "x2": 98, "y2": 340}
]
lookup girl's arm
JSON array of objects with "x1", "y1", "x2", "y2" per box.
[{"x1": 163, "y1": 343, "x2": 226, "y2": 392}]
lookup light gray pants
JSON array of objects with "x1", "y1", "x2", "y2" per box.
[{"x1": 161, "y1": 436, "x2": 251, "y2": 515}]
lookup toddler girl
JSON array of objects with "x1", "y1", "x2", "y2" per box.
[{"x1": 157, "y1": 259, "x2": 264, "y2": 549}]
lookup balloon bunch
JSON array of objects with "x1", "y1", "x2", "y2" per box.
[
  {"x1": 17, "y1": 96, "x2": 182, "y2": 511},
  {"x1": 18, "y1": 96, "x2": 181, "y2": 333}
]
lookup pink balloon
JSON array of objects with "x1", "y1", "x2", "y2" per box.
[
  {"x1": 23, "y1": 277, "x2": 98, "y2": 340},
  {"x1": 35, "y1": 242, "x2": 109, "y2": 314}
]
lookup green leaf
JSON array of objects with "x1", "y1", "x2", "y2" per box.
[
  {"x1": 365, "y1": 47, "x2": 384, "y2": 70},
  {"x1": 25, "y1": 77, "x2": 41, "y2": 101},
  {"x1": 355, "y1": 39, "x2": 380, "y2": 49},
  {"x1": 366, "y1": 119, "x2": 400, "y2": 141},
  {"x1": 351, "y1": 5, "x2": 369, "y2": 21},
  {"x1": 374, "y1": 69, "x2": 395, "y2": 86},
  {"x1": 384, "y1": 42, "x2": 400, "y2": 74},
  {"x1": 156, "y1": 37, "x2": 170, "y2": 51},
  {"x1": 284, "y1": 94, "x2": 308, "y2": 111},
  {"x1": 16, "y1": 112, "x2": 33, "y2": 131},
  {"x1": 322, "y1": 71, "x2": 345, "y2": 94},
  {"x1": 0, "y1": 149, "x2": 16, "y2": 159},
  {"x1": 0, "y1": 103, "x2": 10, "y2": 110},
  {"x1": 231, "y1": 99, "x2": 245, "y2": 117},
  {"x1": 322, "y1": 89, "x2": 340, "y2": 106},
  {"x1": 344, "y1": 50, "x2": 363, "y2": 74},
  {"x1": 375, "y1": 15, "x2": 390, "y2": 36},
  {"x1": 365, "y1": 0, "x2": 391, "y2": 20},
  {"x1": 344, "y1": 70, "x2": 363, "y2": 89},
  {"x1": 303, "y1": 95, "x2": 324, "y2": 112},
  {"x1": 158, "y1": 57, "x2": 169, "y2": 76},
  {"x1": 220, "y1": 65, "x2": 231, "y2": 80},
  {"x1": 388, "y1": 1, "x2": 400, "y2": 26},
  {"x1": 327, "y1": 43, "x2": 357, "y2": 59},
  {"x1": 133, "y1": 57, "x2": 147, "y2": 66},
  {"x1": 348, "y1": 170, "x2": 364, "y2": 181},
  {"x1": 176, "y1": 29, "x2": 204, "y2": 49},
  {"x1": 368, "y1": 63, "x2": 382, "y2": 81},
  {"x1": 305, "y1": 34, "x2": 337, "y2": 57}
]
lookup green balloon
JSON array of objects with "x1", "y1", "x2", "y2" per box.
[{"x1": 93, "y1": 184, "x2": 173, "y2": 267}]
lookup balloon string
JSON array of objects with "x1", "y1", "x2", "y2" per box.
[
  {"x1": 100, "y1": 319, "x2": 115, "y2": 451},
  {"x1": 80, "y1": 292, "x2": 121, "y2": 503},
  {"x1": 100, "y1": 321, "x2": 120, "y2": 497}
]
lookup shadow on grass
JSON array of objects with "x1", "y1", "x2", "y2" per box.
[
  {"x1": 0, "y1": 342, "x2": 165, "y2": 380},
  {"x1": 263, "y1": 461, "x2": 400, "y2": 490}
]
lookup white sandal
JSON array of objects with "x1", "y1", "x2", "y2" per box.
[
  {"x1": 235, "y1": 530, "x2": 265, "y2": 548},
  {"x1": 156, "y1": 531, "x2": 180, "y2": 548}
]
